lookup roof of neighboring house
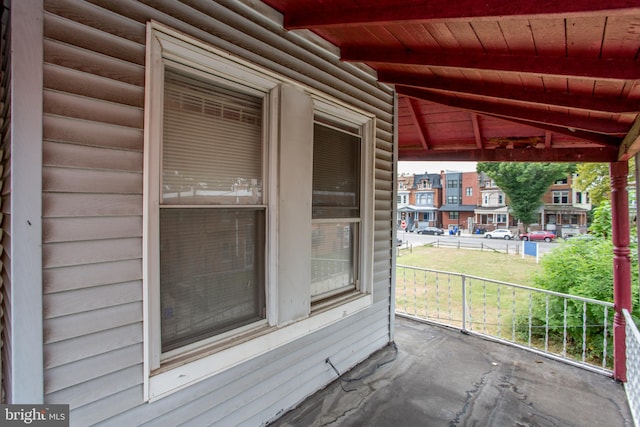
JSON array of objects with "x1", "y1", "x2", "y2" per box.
[
  {"x1": 399, "y1": 205, "x2": 438, "y2": 212},
  {"x1": 542, "y1": 204, "x2": 590, "y2": 213},
  {"x1": 474, "y1": 206, "x2": 510, "y2": 213},
  {"x1": 439, "y1": 204, "x2": 477, "y2": 212},
  {"x1": 412, "y1": 173, "x2": 442, "y2": 189}
]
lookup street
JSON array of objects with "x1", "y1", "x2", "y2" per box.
[{"x1": 398, "y1": 231, "x2": 557, "y2": 256}]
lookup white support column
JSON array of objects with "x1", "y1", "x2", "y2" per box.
[{"x1": 10, "y1": 0, "x2": 44, "y2": 403}]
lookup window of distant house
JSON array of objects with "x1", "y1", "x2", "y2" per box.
[
  {"x1": 483, "y1": 195, "x2": 489, "y2": 205},
  {"x1": 448, "y1": 179, "x2": 458, "y2": 188},
  {"x1": 553, "y1": 191, "x2": 569, "y2": 204},
  {"x1": 498, "y1": 194, "x2": 504, "y2": 204},
  {"x1": 417, "y1": 193, "x2": 433, "y2": 205},
  {"x1": 576, "y1": 192, "x2": 583, "y2": 204},
  {"x1": 555, "y1": 178, "x2": 568, "y2": 185},
  {"x1": 450, "y1": 212, "x2": 459, "y2": 219},
  {"x1": 496, "y1": 214, "x2": 507, "y2": 223},
  {"x1": 448, "y1": 196, "x2": 458, "y2": 204},
  {"x1": 466, "y1": 187, "x2": 472, "y2": 196}
]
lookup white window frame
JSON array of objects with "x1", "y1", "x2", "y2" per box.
[
  {"x1": 310, "y1": 101, "x2": 375, "y2": 307},
  {"x1": 143, "y1": 23, "x2": 373, "y2": 401},
  {"x1": 553, "y1": 190, "x2": 569, "y2": 204}
]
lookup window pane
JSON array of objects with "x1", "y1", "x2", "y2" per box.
[
  {"x1": 160, "y1": 208, "x2": 265, "y2": 352},
  {"x1": 312, "y1": 123, "x2": 360, "y2": 219},
  {"x1": 162, "y1": 70, "x2": 263, "y2": 205},
  {"x1": 311, "y1": 222, "x2": 356, "y2": 300}
]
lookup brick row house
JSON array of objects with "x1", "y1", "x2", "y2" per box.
[
  {"x1": 397, "y1": 173, "x2": 443, "y2": 231},
  {"x1": 398, "y1": 171, "x2": 590, "y2": 236}
]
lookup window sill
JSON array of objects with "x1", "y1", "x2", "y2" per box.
[{"x1": 147, "y1": 292, "x2": 372, "y2": 401}]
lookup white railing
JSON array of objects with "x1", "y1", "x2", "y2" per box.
[
  {"x1": 624, "y1": 309, "x2": 640, "y2": 426},
  {"x1": 396, "y1": 265, "x2": 614, "y2": 374}
]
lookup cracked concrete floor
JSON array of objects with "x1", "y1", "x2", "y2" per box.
[{"x1": 270, "y1": 316, "x2": 633, "y2": 427}]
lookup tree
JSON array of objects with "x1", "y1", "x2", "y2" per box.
[
  {"x1": 573, "y1": 163, "x2": 610, "y2": 208},
  {"x1": 589, "y1": 200, "x2": 612, "y2": 239},
  {"x1": 476, "y1": 162, "x2": 575, "y2": 230},
  {"x1": 573, "y1": 159, "x2": 635, "y2": 208}
]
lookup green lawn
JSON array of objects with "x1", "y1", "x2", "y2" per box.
[
  {"x1": 395, "y1": 244, "x2": 612, "y2": 368},
  {"x1": 395, "y1": 245, "x2": 543, "y2": 341},
  {"x1": 397, "y1": 245, "x2": 542, "y2": 287}
]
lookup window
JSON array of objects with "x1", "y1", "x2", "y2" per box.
[
  {"x1": 576, "y1": 192, "x2": 583, "y2": 204},
  {"x1": 498, "y1": 194, "x2": 504, "y2": 204},
  {"x1": 555, "y1": 178, "x2": 568, "y2": 185},
  {"x1": 448, "y1": 196, "x2": 458, "y2": 204},
  {"x1": 447, "y1": 179, "x2": 458, "y2": 188},
  {"x1": 417, "y1": 193, "x2": 433, "y2": 206},
  {"x1": 496, "y1": 214, "x2": 507, "y2": 223},
  {"x1": 466, "y1": 187, "x2": 473, "y2": 196},
  {"x1": 450, "y1": 212, "x2": 459, "y2": 219},
  {"x1": 553, "y1": 191, "x2": 569, "y2": 204},
  {"x1": 423, "y1": 212, "x2": 435, "y2": 221},
  {"x1": 311, "y1": 118, "x2": 361, "y2": 302},
  {"x1": 157, "y1": 69, "x2": 267, "y2": 354},
  {"x1": 483, "y1": 195, "x2": 489, "y2": 205},
  {"x1": 144, "y1": 24, "x2": 374, "y2": 400}
]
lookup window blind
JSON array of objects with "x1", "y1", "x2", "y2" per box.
[
  {"x1": 312, "y1": 122, "x2": 360, "y2": 219},
  {"x1": 159, "y1": 68, "x2": 266, "y2": 352},
  {"x1": 162, "y1": 70, "x2": 263, "y2": 205}
]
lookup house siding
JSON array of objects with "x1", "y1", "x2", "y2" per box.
[
  {"x1": 40, "y1": 0, "x2": 394, "y2": 425},
  {"x1": 0, "y1": 2, "x2": 10, "y2": 402}
]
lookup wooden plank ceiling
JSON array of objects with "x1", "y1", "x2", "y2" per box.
[{"x1": 262, "y1": 0, "x2": 640, "y2": 163}]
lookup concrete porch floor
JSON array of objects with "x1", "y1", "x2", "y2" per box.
[{"x1": 270, "y1": 316, "x2": 634, "y2": 427}]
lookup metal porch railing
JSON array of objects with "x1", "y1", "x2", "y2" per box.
[
  {"x1": 396, "y1": 265, "x2": 614, "y2": 375},
  {"x1": 624, "y1": 308, "x2": 640, "y2": 426}
]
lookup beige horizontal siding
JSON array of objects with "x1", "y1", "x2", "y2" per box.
[
  {"x1": 43, "y1": 141, "x2": 143, "y2": 172},
  {"x1": 41, "y1": 0, "x2": 395, "y2": 424}
]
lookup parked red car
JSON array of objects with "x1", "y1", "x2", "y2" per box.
[{"x1": 519, "y1": 230, "x2": 556, "y2": 242}]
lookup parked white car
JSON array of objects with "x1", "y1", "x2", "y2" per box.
[{"x1": 484, "y1": 229, "x2": 514, "y2": 240}]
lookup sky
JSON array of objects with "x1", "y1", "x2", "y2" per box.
[{"x1": 398, "y1": 161, "x2": 478, "y2": 175}]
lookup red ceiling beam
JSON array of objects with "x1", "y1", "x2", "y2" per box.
[
  {"x1": 397, "y1": 85, "x2": 630, "y2": 136},
  {"x1": 343, "y1": 48, "x2": 640, "y2": 81},
  {"x1": 619, "y1": 114, "x2": 640, "y2": 160},
  {"x1": 281, "y1": 0, "x2": 640, "y2": 29},
  {"x1": 406, "y1": 99, "x2": 431, "y2": 150},
  {"x1": 470, "y1": 114, "x2": 483, "y2": 149},
  {"x1": 399, "y1": 147, "x2": 620, "y2": 163},
  {"x1": 378, "y1": 71, "x2": 640, "y2": 114},
  {"x1": 485, "y1": 114, "x2": 622, "y2": 147}
]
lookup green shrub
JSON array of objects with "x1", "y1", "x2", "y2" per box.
[{"x1": 515, "y1": 236, "x2": 639, "y2": 366}]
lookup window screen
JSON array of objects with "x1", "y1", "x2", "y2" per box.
[
  {"x1": 311, "y1": 121, "x2": 361, "y2": 301},
  {"x1": 159, "y1": 69, "x2": 266, "y2": 352}
]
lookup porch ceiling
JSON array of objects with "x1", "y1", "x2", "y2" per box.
[{"x1": 263, "y1": 1, "x2": 640, "y2": 163}]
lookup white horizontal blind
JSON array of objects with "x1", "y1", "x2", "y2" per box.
[
  {"x1": 312, "y1": 122, "x2": 360, "y2": 219},
  {"x1": 311, "y1": 122, "x2": 361, "y2": 300},
  {"x1": 162, "y1": 70, "x2": 263, "y2": 205},
  {"x1": 159, "y1": 69, "x2": 266, "y2": 353}
]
